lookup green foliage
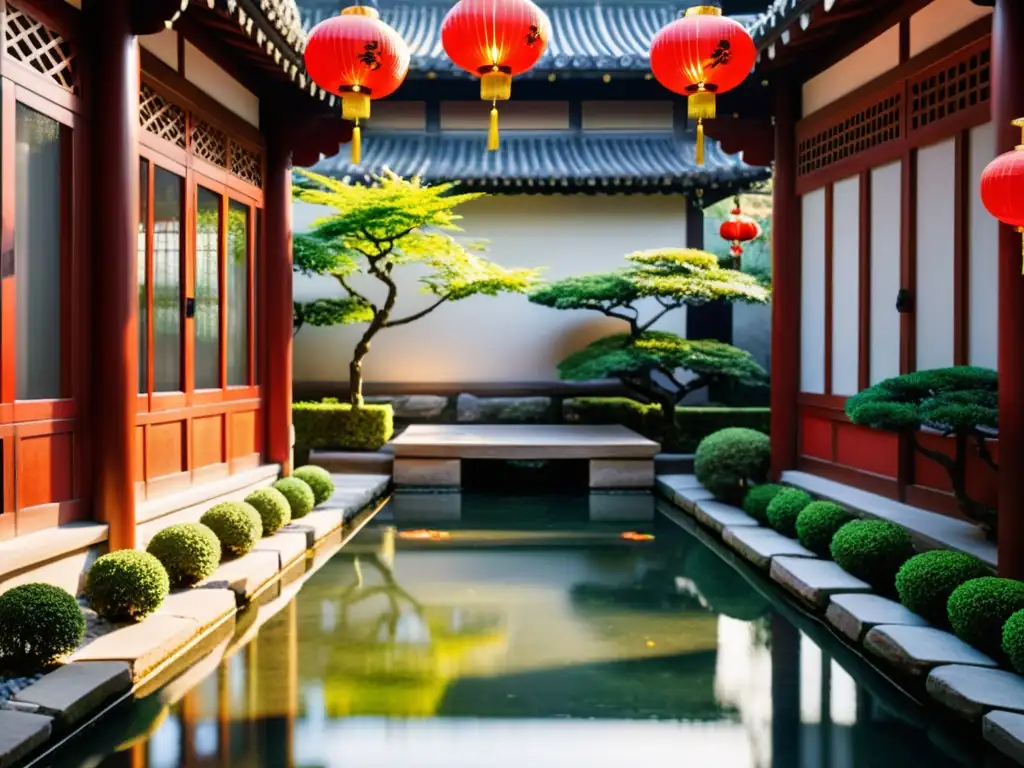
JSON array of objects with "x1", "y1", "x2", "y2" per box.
[
  {"x1": 741, "y1": 483, "x2": 786, "y2": 525},
  {"x1": 693, "y1": 427, "x2": 771, "y2": 503},
  {"x1": 529, "y1": 272, "x2": 641, "y2": 312},
  {"x1": 201, "y1": 502, "x2": 263, "y2": 558},
  {"x1": 894, "y1": 550, "x2": 992, "y2": 625},
  {"x1": 623, "y1": 249, "x2": 770, "y2": 305},
  {"x1": 948, "y1": 577, "x2": 1024, "y2": 659},
  {"x1": 765, "y1": 488, "x2": 813, "y2": 538},
  {"x1": 293, "y1": 401, "x2": 394, "y2": 452},
  {"x1": 1002, "y1": 609, "x2": 1024, "y2": 674},
  {"x1": 245, "y1": 487, "x2": 293, "y2": 536},
  {"x1": 146, "y1": 523, "x2": 222, "y2": 589},
  {"x1": 0, "y1": 583, "x2": 85, "y2": 670},
  {"x1": 830, "y1": 520, "x2": 915, "y2": 593},
  {"x1": 795, "y1": 501, "x2": 855, "y2": 557},
  {"x1": 275, "y1": 477, "x2": 316, "y2": 520},
  {"x1": 562, "y1": 397, "x2": 662, "y2": 436},
  {"x1": 846, "y1": 367, "x2": 997, "y2": 533},
  {"x1": 293, "y1": 465, "x2": 336, "y2": 506},
  {"x1": 85, "y1": 551, "x2": 170, "y2": 622}
]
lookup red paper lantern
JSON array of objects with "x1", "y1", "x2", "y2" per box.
[
  {"x1": 980, "y1": 118, "x2": 1024, "y2": 273},
  {"x1": 720, "y1": 203, "x2": 761, "y2": 259},
  {"x1": 304, "y1": 5, "x2": 411, "y2": 164},
  {"x1": 441, "y1": 0, "x2": 551, "y2": 151},
  {"x1": 649, "y1": 4, "x2": 756, "y2": 166}
]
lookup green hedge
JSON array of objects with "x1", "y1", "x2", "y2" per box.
[
  {"x1": 293, "y1": 400, "x2": 394, "y2": 452},
  {"x1": 563, "y1": 397, "x2": 770, "y2": 451}
]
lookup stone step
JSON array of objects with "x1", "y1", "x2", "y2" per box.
[
  {"x1": 826, "y1": 593, "x2": 929, "y2": 643},
  {"x1": 926, "y1": 665, "x2": 1024, "y2": 721},
  {"x1": 310, "y1": 450, "x2": 394, "y2": 475},
  {"x1": 655, "y1": 454, "x2": 694, "y2": 475},
  {"x1": 11, "y1": 662, "x2": 130, "y2": 729},
  {"x1": 863, "y1": 625, "x2": 998, "y2": 678},
  {"x1": 0, "y1": 710, "x2": 52, "y2": 768},
  {"x1": 984, "y1": 711, "x2": 1024, "y2": 765},
  {"x1": 769, "y1": 556, "x2": 872, "y2": 610},
  {"x1": 693, "y1": 500, "x2": 759, "y2": 534},
  {"x1": 724, "y1": 526, "x2": 815, "y2": 570}
]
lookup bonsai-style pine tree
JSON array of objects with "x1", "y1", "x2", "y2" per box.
[
  {"x1": 292, "y1": 169, "x2": 539, "y2": 405},
  {"x1": 529, "y1": 249, "x2": 770, "y2": 427},
  {"x1": 845, "y1": 366, "x2": 998, "y2": 535}
]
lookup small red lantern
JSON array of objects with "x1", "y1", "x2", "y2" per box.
[
  {"x1": 441, "y1": 0, "x2": 551, "y2": 151},
  {"x1": 304, "y1": 5, "x2": 411, "y2": 165},
  {"x1": 649, "y1": 4, "x2": 756, "y2": 166},
  {"x1": 719, "y1": 200, "x2": 761, "y2": 260},
  {"x1": 980, "y1": 118, "x2": 1024, "y2": 274}
]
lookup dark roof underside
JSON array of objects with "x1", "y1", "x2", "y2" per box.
[
  {"x1": 309, "y1": 130, "x2": 768, "y2": 195},
  {"x1": 297, "y1": 0, "x2": 758, "y2": 74}
]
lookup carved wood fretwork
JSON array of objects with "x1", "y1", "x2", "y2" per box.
[
  {"x1": 908, "y1": 39, "x2": 991, "y2": 135},
  {"x1": 229, "y1": 141, "x2": 262, "y2": 188},
  {"x1": 191, "y1": 119, "x2": 228, "y2": 168},
  {"x1": 139, "y1": 83, "x2": 187, "y2": 149},
  {"x1": 4, "y1": 4, "x2": 76, "y2": 93}
]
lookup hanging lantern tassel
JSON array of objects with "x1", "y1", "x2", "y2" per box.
[
  {"x1": 488, "y1": 104, "x2": 500, "y2": 152},
  {"x1": 351, "y1": 121, "x2": 362, "y2": 165},
  {"x1": 688, "y1": 86, "x2": 715, "y2": 167}
]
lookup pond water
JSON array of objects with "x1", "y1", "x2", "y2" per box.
[{"x1": 37, "y1": 494, "x2": 1003, "y2": 768}]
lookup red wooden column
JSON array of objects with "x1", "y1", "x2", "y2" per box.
[
  {"x1": 89, "y1": 0, "x2": 139, "y2": 551},
  {"x1": 770, "y1": 80, "x2": 801, "y2": 479},
  {"x1": 264, "y1": 125, "x2": 294, "y2": 476},
  {"x1": 994, "y1": 0, "x2": 1024, "y2": 579}
]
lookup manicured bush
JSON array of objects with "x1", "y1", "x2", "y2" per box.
[
  {"x1": 830, "y1": 520, "x2": 915, "y2": 593},
  {"x1": 85, "y1": 550, "x2": 170, "y2": 622},
  {"x1": 765, "y1": 488, "x2": 813, "y2": 538},
  {"x1": 693, "y1": 427, "x2": 770, "y2": 503},
  {"x1": 274, "y1": 477, "x2": 316, "y2": 520},
  {"x1": 1002, "y1": 609, "x2": 1024, "y2": 674},
  {"x1": 795, "y1": 501, "x2": 855, "y2": 557},
  {"x1": 201, "y1": 501, "x2": 263, "y2": 558},
  {"x1": 673, "y1": 407, "x2": 771, "y2": 451},
  {"x1": 245, "y1": 487, "x2": 292, "y2": 536},
  {"x1": 0, "y1": 583, "x2": 85, "y2": 670},
  {"x1": 146, "y1": 523, "x2": 222, "y2": 588},
  {"x1": 741, "y1": 483, "x2": 786, "y2": 525},
  {"x1": 947, "y1": 577, "x2": 1024, "y2": 659},
  {"x1": 293, "y1": 465, "x2": 335, "y2": 506},
  {"x1": 293, "y1": 400, "x2": 394, "y2": 452},
  {"x1": 562, "y1": 397, "x2": 662, "y2": 438},
  {"x1": 894, "y1": 550, "x2": 992, "y2": 625}
]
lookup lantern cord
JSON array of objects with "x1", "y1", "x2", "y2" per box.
[
  {"x1": 695, "y1": 118, "x2": 705, "y2": 166},
  {"x1": 1018, "y1": 227, "x2": 1024, "y2": 276},
  {"x1": 351, "y1": 119, "x2": 362, "y2": 165},
  {"x1": 488, "y1": 101, "x2": 499, "y2": 152}
]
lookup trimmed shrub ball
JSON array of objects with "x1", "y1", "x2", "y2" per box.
[
  {"x1": 0, "y1": 583, "x2": 85, "y2": 671},
  {"x1": 293, "y1": 465, "x2": 335, "y2": 506},
  {"x1": 1003, "y1": 609, "x2": 1024, "y2": 674},
  {"x1": 201, "y1": 501, "x2": 263, "y2": 558},
  {"x1": 86, "y1": 550, "x2": 170, "y2": 622},
  {"x1": 830, "y1": 520, "x2": 915, "y2": 593},
  {"x1": 795, "y1": 501, "x2": 856, "y2": 558},
  {"x1": 948, "y1": 577, "x2": 1024, "y2": 659},
  {"x1": 245, "y1": 487, "x2": 292, "y2": 536},
  {"x1": 146, "y1": 523, "x2": 222, "y2": 588},
  {"x1": 274, "y1": 477, "x2": 316, "y2": 520},
  {"x1": 765, "y1": 488, "x2": 813, "y2": 538},
  {"x1": 895, "y1": 550, "x2": 991, "y2": 625},
  {"x1": 693, "y1": 427, "x2": 771, "y2": 503},
  {"x1": 741, "y1": 484, "x2": 786, "y2": 525}
]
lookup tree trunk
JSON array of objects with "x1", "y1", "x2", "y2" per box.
[{"x1": 348, "y1": 265, "x2": 399, "y2": 407}]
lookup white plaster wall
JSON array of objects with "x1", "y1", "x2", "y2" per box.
[
  {"x1": 800, "y1": 190, "x2": 827, "y2": 394},
  {"x1": 801, "y1": 26, "x2": 900, "y2": 118},
  {"x1": 183, "y1": 41, "x2": 259, "y2": 127},
  {"x1": 441, "y1": 102, "x2": 569, "y2": 130},
  {"x1": 968, "y1": 122, "x2": 998, "y2": 370},
  {"x1": 581, "y1": 102, "x2": 674, "y2": 131},
  {"x1": 916, "y1": 139, "x2": 956, "y2": 371},
  {"x1": 141, "y1": 28, "x2": 178, "y2": 71},
  {"x1": 370, "y1": 101, "x2": 427, "y2": 130},
  {"x1": 910, "y1": 0, "x2": 991, "y2": 58},
  {"x1": 293, "y1": 194, "x2": 691, "y2": 384},
  {"x1": 869, "y1": 161, "x2": 903, "y2": 384},
  {"x1": 831, "y1": 176, "x2": 861, "y2": 396}
]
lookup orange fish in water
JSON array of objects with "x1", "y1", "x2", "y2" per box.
[
  {"x1": 398, "y1": 529, "x2": 451, "y2": 540},
  {"x1": 620, "y1": 531, "x2": 655, "y2": 541}
]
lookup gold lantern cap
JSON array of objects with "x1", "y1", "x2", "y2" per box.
[
  {"x1": 684, "y1": 5, "x2": 723, "y2": 16},
  {"x1": 341, "y1": 5, "x2": 380, "y2": 19},
  {"x1": 1014, "y1": 117, "x2": 1024, "y2": 151}
]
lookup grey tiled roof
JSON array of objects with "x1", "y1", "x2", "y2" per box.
[
  {"x1": 746, "y1": 0, "x2": 818, "y2": 49},
  {"x1": 297, "y1": 0, "x2": 758, "y2": 73},
  {"x1": 309, "y1": 130, "x2": 768, "y2": 192}
]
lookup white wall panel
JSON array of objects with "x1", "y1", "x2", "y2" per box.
[
  {"x1": 869, "y1": 161, "x2": 902, "y2": 384},
  {"x1": 916, "y1": 139, "x2": 957, "y2": 371},
  {"x1": 910, "y1": 0, "x2": 991, "y2": 58},
  {"x1": 968, "y1": 122, "x2": 998, "y2": 370},
  {"x1": 183, "y1": 42, "x2": 259, "y2": 127},
  {"x1": 801, "y1": 190, "x2": 827, "y2": 394},
  {"x1": 141, "y1": 29, "x2": 178, "y2": 70},
  {"x1": 831, "y1": 176, "x2": 861, "y2": 395},
  {"x1": 802, "y1": 26, "x2": 900, "y2": 118}
]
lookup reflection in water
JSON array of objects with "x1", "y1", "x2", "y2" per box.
[{"x1": 52, "y1": 495, "x2": 998, "y2": 768}]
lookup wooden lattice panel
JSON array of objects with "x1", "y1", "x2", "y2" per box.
[
  {"x1": 139, "y1": 84, "x2": 186, "y2": 149},
  {"x1": 4, "y1": 4, "x2": 75, "y2": 92},
  {"x1": 191, "y1": 120, "x2": 228, "y2": 168},
  {"x1": 797, "y1": 93, "x2": 902, "y2": 177},
  {"x1": 230, "y1": 141, "x2": 263, "y2": 188},
  {"x1": 908, "y1": 41, "x2": 991, "y2": 133}
]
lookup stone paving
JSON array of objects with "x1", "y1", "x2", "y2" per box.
[
  {"x1": 826, "y1": 593, "x2": 929, "y2": 643},
  {"x1": 723, "y1": 526, "x2": 815, "y2": 570},
  {"x1": 770, "y1": 556, "x2": 872, "y2": 609},
  {"x1": 927, "y1": 665, "x2": 1024, "y2": 720}
]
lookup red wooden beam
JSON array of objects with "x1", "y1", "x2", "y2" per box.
[{"x1": 994, "y1": 0, "x2": 1024, "y2": 579}]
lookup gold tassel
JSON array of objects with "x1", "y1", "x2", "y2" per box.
[
  {"x1": 696, "y1": 118, "x2": 704, "y2": 167},
  {"x1": 1018, "y1": 226, "x2": 1024, "y2": 275},
  {"x1": 351, "y1": 122, "x2": 361, "y2": 165},
  {"x1": 488, "y1": 106, "x2": 499, "y2": 152}
]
